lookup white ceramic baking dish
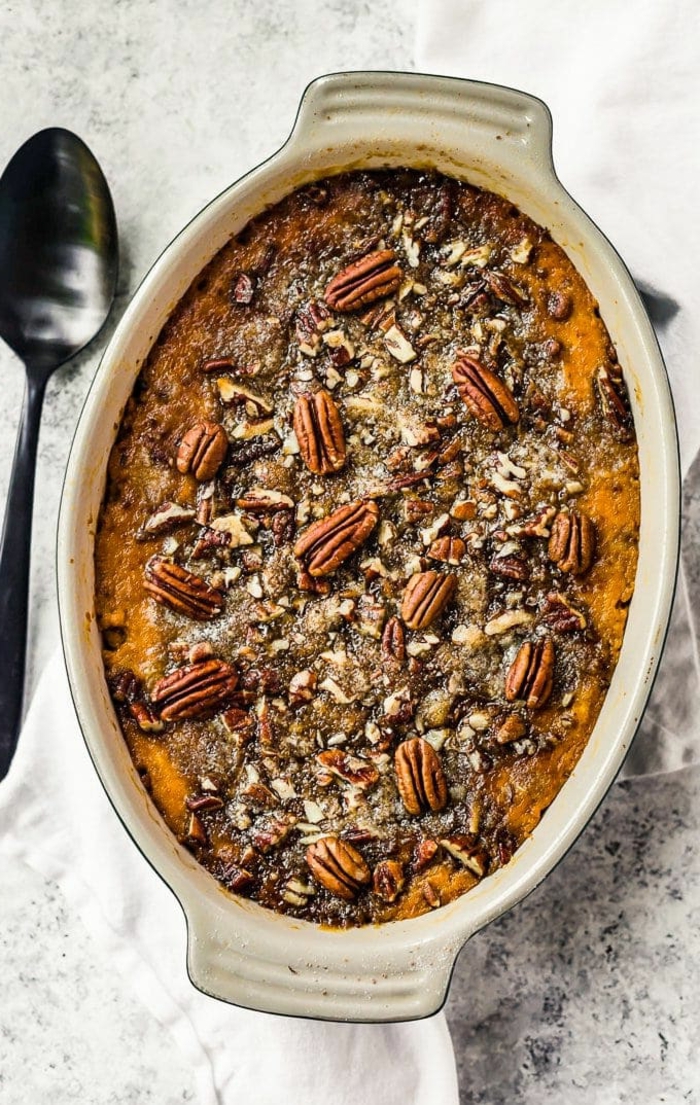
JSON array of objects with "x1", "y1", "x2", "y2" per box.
[{"x1": 57, "y1": 71, "x2": 679, "y2": 1022}]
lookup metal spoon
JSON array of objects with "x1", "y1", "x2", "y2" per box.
[{"x1": 0, "y1": 128, "x2": 118, "y2": 777}]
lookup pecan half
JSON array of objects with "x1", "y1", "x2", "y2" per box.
[
  {"x1": 294, "y1": 500, "x2": 379, "y2": 577},
  {"x1": 144, "y1": 557, "x2": 224, "y2": 620},
  {"x1": 373, "y1": 859, "x2": 405, "y2": 903},
  {"x1": 293, "y1": 389, "x2": 346, "y2": 474},
  {"x1": 427, "y1": 535, "x2": 466, "y2": 565},
  {"x1": 176, "y1": 421, "x2": 229, "y2": 481},
  {"x1": 595, "y1": 363, "x2": 634, "y2": 440},
  {"x1": 305, "y1": 837, "x2": 371, "y2": 900},
  {"x1": 317, "y1": 750, "x2": 379, "y2": 790},
  {"x1": 548, "y1": 511, "x2": 596, "y2": 574},
  {"x1": 452, "y1": 353, "x2": 519, "y2": 430},
  {"x1": 381, "y1": 616, "x2": 406, "y2": 663},
  {"x1": 152, "y1": 659, "x2": 238, "y2": 721},
  {"x1": 505, "y1": 637, "x2": 555, "y2": 709},
  {"x1": 394, "y1": 737, "x2": 448, "y2": 815},
  {"x1": 401, "y1": 571, "x2": 456, "y2": 630},
  {"x1": 324, "y1": 249, "x2": 402, "y2": 312}
]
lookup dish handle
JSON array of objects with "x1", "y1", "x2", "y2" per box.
[
  {"x1": 286, "y1": 70, "x2": 555, "y2": 177},
  {"x1": 182, "y1": 891, "x2": 466, "y2": 1022}
]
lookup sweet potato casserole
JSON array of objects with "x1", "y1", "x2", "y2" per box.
[{"x1": 95, "y1": 170, "x2": 639, "y2": 926}]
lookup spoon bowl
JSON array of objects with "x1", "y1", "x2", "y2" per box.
[
  {"x1": 0, "y1": 128, "x2": 117, "y2": 774},
  {"x1": 0, "y1": 128, "x2": 117, "y2": 371}
]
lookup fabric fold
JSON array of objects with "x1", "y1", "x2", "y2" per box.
[{"x1": 0, "y1": 651, "x2": 459, "y2": 1105}]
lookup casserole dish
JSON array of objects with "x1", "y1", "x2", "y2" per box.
[{"x1": 57, "y1": 71, "x2": 679, "y2": 1021}]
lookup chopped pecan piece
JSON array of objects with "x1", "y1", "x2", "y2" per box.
[
  {"x1": 293, "y1": 389, "x2": 346, "y2": 474},
  {"x1": 317, "y1": 750, "x2": 379, "y2": 790},
  {"x1": 305, "y1": 837, "x2": 371, "y2": 900},
  {"x1": 483, "y1": 269, "x2": 528, "y2": 307},
  {"x1": 144, "y1": 557, "x2": 224, "y2": 620},
  {"x1": 108, "y1": 670, "x2": 163, "y2": 732},
  {"x1": 185, "y1": 793, "x2": 225, "y2": 812},
  {"x1": 541, "y1": 592, "x2": 587, "y2": 633},
  {"x1": 139, "y1": 501, "x2": 195, "y2": 538},
  {"x1": 452, "y1": 353, "x2": 519, "y2": 431},
  {"x1": 413, "y1": 838, "x2": 440, "y2": 872},
  {"x1": 423, "y1": 881, "x2": 441, "y2": 908},
  {"x1": 235, "y1": 488, "x2": 294, "y2": 512},
  {"x1": 381, "y1": 616, "x2": 406, "y2": 663},
  {"x1": 288, "y1": 669, "x2": 317, "y2": 706},
  {"x1": 294, "y1": 299, "x2": 330, "y2": 351},
  {"x1": 152, "y1": 659, "x2": 238, "y2": 721},
  {"x1": 547, "y1": 290, "x2": 572, "y2": 320},
  {"x1": 190, "y1": 527, "x2": 232, "y2": 559},
  {"x1": 505, "y1": 637, "x2": 555, "y2": 709},
  {"x1": 404, "y1": 498, "x2": 433, "y2": 524},
  {"x1": 271, "y1": 509, "x2": 295, "y2": 546},
  {"x1": 222, "y1": 706, "x2": 255, "y2": 737},
  {"x1": 294, "y1": 500, "x2": 380, "y2": 577},
  {"x1": 324, "y1": 249, "x2": 402, "y2": 312},
  {"x1": 401, "y1": 570, "x2": 456, "y2": 630},
  {"x1": 519, "y1": 506, "x2": 557, "y2": 538},
  {"x1": 548, "y1": 511, "x2": 596, "y2": 574},
  {"x1": 232, "y1": 272, "x2": 255, "y2": 304},
  {"x1": 201, "y1": 356, "x2": 235, "y2": 374},
  {"x1": 494, "y1": 714, "x2": 527, "y2": 744},
  {"x1": 222, "y1": 864, "x2": 255, "y2": 894},
  {"x1": 427, "y1": 535, "x2": 466, "y2": 565},
  {"x1": 373, "y1": 859, "x2": 405, "y2": 903},
  {"x1": 253, "y1": 815, "x2": 295, "y2": 853},
  {"x1": 394, "y1": 737, "x2": 448, "y2": 815},
  {"x1": 176, "y1": 421, "x2": 229, "y2": 481},
  {"x1": 440, "y1": 835, "x2": 489, "y2": 877},
  {"x1": 489, "y1": 554, "x2": 529, "y2": 581},
  {"x1": 181, "y1": 812, "x2": 207, "y2": 846},
  {"x1": 595, "y1": 363, "x2": 634, "y2": 440}
]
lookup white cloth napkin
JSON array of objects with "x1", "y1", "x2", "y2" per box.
[
  {"x1": 418, "y1": 0, "x2": 700, "y2": 776},
  {"x1": 0, "y1": 646, "x2": 459, "y2": 1105}
]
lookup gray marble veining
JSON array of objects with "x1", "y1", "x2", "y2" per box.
[{"x1": 1, "y1": 2, "x2": 699, "y2": 1103}]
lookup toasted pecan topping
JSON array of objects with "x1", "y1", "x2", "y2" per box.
[
  {"x1": 451, "y1": 353, "x2": 519, "y2": 430},
  {"x1": 505, "y1": 637, "x2": 555, "y2": 709},
  {"x1": 305, "y1": 837, "x2": 371, "y2": 900},
  {"x1": 324, "y1": 249, "x2": 402, "y2": 312},
  {"x1": 144, "y1": 557, "x2": 224, "y2": 621},
  {"x1": 548, "y1": 511, "x2": 596, "y2": 575},
  {"x1": 152, "y1": 659, "x2": 238, "y2": 721},
  {"x1": 595, "y1": 362, "x2": 634, "y2": 441},
  {"x1": 176, "y1": 421, "x2": 229, "y2": 481},
  {"x1": 401, "y1": 571, "x2": 456, "y2": 630},
  {"x1": 395, "y1": 737, "x2": 448, "y2": 815},
  {"x1": 293, "y1": 389, "x2": 346, "y2": 474},
  {"x1": 294, "y1": 500, "x2": 379, "y2": 577}
]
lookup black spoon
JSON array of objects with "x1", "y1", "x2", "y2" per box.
[{"x1": 0, "y1": 128, "x2": 118, "y2": 778}]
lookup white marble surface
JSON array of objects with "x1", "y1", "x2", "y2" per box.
[{"x1": 1, "y1": 2, "x2": 699, "y2": 1103}]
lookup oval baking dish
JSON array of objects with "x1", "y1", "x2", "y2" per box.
[{"x1": 57, "y1": 71, "x2": 679, "y2": 1022}]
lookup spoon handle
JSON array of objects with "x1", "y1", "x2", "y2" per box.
[{"x1": 0, "y1": 374, "x2": 46, "y2": 778}]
